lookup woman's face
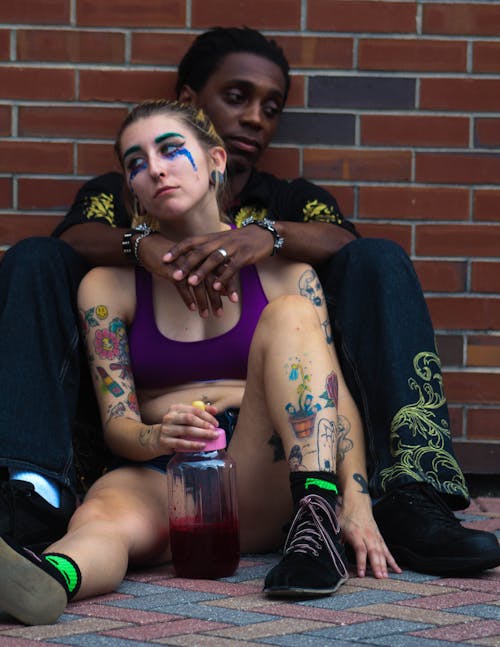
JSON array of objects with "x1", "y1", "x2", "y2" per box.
[{"x1": 120, "y1": 112, "x2": 224, "y2": 222}]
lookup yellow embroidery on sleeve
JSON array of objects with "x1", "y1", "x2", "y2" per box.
[
  {"x1": 303, "y1": 200, "x2": 344, "y2": 225},
  {"x1": 84, "y1": 193, "x2": 115, "y2": 226}
]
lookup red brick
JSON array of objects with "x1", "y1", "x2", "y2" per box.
[
  {"x1": 353, "y1": 223, "x2": 411, "y2": 253},
  {"x1": 17, "y1": 29, "x2": 124, "y2": 63},
  {"x1": 467, "y1": 335, "x2": 500, "y2": 368},
  {"x1": 475, "y1": 118, "x2": 500, "y2": 148},
  {"x1": 308, "y1": 1, "x2": 416, "y2": 32},
  {"x1": 0, "y1": 29, "x2": 9, "y2": 60},
  {"x1": 0, "y1": 0, "x2": 70, "y2": 24},
  {"x1": 77, "y1": 143, "x2": 121, "y2": 176},
  {"x1": 286, "y1": 75, "x2": 305, "y2": 108},
  {"x1": 428, "y1": 297, "x2": 500, "y2": 331},
  {"x1": 471, "y1": 261, "x2": 500, "y2": 294},
  {"x1": 0, "y1": 142, "x2": 72, "y2": 173},
  {"x1": 0, "y1": 214, "x2": 61, "y2": 246},
  {"x1": 361, "y1": 115, "x2": 469, "y2": 148},
  {"x1": 454, "y1": 438, "x2": 500, "y2": 472},
  {"x1": 257, "y1": 147, "x2": 300, "y2": 179},
  {"x1": 467, "y1": 409, "x2": 500, "y2": 440},
  {"x1": 423, "y1": 3, "x2": 500, "y2": 37},
  {"x1": 474, "y1": 42, "x2": 500, "y2": 73},
  {"x1": 131, "y1": 32, "x2": 195, "y2": 66},
  {"x1": 0, "y1": 178, "x2": 12, "y2": 209},
  {"x1": 416, "y1": 153, "x2": 500, "y2": 185},
  {"x1": 414, "y1": 260, "x2": 466, "y2": 293},
  {"x1": 304, "y1": 149, "x2": 411, "y2": 182},
  {"x1": 320, "y1": 185, "x2": 355, "y2": 218},
  {"x1": 444, "y1": 371, "x2": 500, "y2": 404},
  {"x1": 77, "y1": 0, "x2": 184, "y2": 27},
  {"x1": 359, "y1": 38, "x2": 466, "y2": 72},
  {"x1": 0, "y1": 105, "x2": 10, "y2": 135},
  {"x1": 436, "y1": 334, "x2": 464, "y2": 367},
  {"x1": 275, "y1": 35, "x2": 353, "y2": 69},
  {"x1": 359, "y1": 186, "x2": 469, "y2": 221},
  {"x1": 18, "y1": 178, "x2": 89, "y2": 211},
  {"x1": 421, "y1": 78, "x2": 500, "y2": 112},
  {"x1": 19, "y1": 106, "x2": 128, "y2": 139},
  {"x1": 416, "y1": 224, "x2": 500, "y2": 258},
  {"x1": 79, "y1": 70, "x2": 176, "y2": 103},
  {"x1": 474, "y1": 190, "x2": 500, "y2": 223},
  {"x1": 0, "y1": 67, "x2": 74, "y2": 100},
  {"x1": 448, "y1": 406, "x2": 464, "y2": 438},
  {"x1": 192, "y1": 0, "x2": 300, "y2": 29}
]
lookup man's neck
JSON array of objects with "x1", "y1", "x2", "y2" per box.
[{"x1": 227, "y1": 165, "x2": 253, "y2": 202}]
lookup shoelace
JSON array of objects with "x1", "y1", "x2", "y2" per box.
[{"x1": 284, "y1": 494, "x2": 348, "y2": 579}]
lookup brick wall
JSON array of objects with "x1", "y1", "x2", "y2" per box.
[{"x1": 1, "y1": 1, "x2": 499, "y2": 471}]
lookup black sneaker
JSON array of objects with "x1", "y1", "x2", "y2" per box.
[
  {"x1": 0, "y1": 535, "x2": 67, "y2": 625},
  {"x1": 264, "y1": 494, "x2": 348, "y2": 597},
  {"x1": 0, "y1": 480, "x2": 75, "y2": 552},
  {"x1": 373, "y1": 482, "x2": 500, "y2": 575}
]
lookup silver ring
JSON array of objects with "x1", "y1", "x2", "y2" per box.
[{"x1": 217, "y1": 247, "x2": 228, "y2": 259}]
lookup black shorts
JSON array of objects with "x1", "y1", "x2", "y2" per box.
[{"x1": 111, "y1": 407, "x2": 240, "y2": 473}]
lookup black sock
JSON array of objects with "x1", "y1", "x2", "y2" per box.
[{"x1": 290, "y1": 471, "x2": 339, "y2": 509}]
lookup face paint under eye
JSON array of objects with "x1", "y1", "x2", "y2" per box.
[
  {"x1": 165, "y1": 147, "x2": 198, "y2": 171},
  {"x1": 129, "y1": 160, "x2": 148, "y2": 182}
]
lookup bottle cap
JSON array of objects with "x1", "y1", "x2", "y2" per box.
[{"x1": 202, "y1": 428, "x2": 227, "y2": 451}]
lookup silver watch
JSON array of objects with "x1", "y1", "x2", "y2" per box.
[{"x1": 241, "y1": 216, "x2": 284, "y2": 256}]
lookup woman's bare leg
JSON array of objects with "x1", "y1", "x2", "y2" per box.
[
  {"x1": 229, "y1": 295, "x2": 348, "y2": 596},
  {"x1": 0, "y1": 467, "x2": 170, "y2": 624}
]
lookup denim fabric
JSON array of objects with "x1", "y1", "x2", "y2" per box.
[
  {"x1": 0, "y1": 237, "x2": 90, "y2": 493},
  {"x1": 319, "y1": 238, "x2": 469, "y2": 509},
  {"x1": 111, "y1": 408, "x2": 240, "y2": 473}
]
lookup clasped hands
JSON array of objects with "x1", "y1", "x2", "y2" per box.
[{"x1": 138, "y1": 225, "x2": 274, "y2": 317}]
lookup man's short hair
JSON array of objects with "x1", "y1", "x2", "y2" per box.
[{"x1": 175, "y1": 27, "x2": 290, "y2": 102}]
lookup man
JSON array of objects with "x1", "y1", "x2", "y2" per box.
[{"x1": 1, "y1": 27, "x2": 498, "y2": 577}]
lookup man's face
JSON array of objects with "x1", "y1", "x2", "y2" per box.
[{"x1": 184, "y1": 52, "x2": 287, "y2": 173}]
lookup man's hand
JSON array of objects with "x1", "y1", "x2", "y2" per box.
[
  {"x1": 163, "y1": 225, "x2": 275, "y2": 295},
  {"x1": 138, "y1": 233, "x2": 233, "y2": 318}
]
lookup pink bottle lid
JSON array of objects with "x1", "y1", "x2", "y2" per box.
[{"x1": 202, "y1": 428, "x2": 227, "y2": 451}]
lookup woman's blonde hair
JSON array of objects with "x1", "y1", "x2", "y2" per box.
[{"x1": 115, "y1": 99, "x2": 228, "y2": 229}]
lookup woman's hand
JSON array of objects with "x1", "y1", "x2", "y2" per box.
[
  {"x1": 338, "y1": 497, "x2": 401, "y2": 579},
  {"x1": 153, "y1": 403, "x2": 221, "y2": 454}
]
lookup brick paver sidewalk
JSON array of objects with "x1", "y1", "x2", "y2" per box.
[{"x1": 1, "y1": 497, "x2": 499, "y2": 646}]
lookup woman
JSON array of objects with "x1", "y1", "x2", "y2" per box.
[{"x1": 0, "y1": 100, "x2": 398, "y2": 626}]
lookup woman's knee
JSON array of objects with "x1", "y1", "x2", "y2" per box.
[{"x1": 258, "y1": 295, "x2": 318, "y2": 332}]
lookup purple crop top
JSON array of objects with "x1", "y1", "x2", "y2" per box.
[{"x1": 128, "y1": 264, "x2": 269, "y2": 390}]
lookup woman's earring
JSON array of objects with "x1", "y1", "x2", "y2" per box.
[
  {"x1": 134, "y1": 196, "x2": 146, "y2": 217},
  {"x1": 209, "y1": 170, "x2": 225, "y2": 189}
]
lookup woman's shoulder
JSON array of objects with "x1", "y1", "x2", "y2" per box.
[{"x1": 78, "y1": 266, "x2": 136, "y2": 315}]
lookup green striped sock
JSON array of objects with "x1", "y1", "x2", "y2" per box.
[{"x1": 43, "y1": 553, "x2": 81, "y2": 600}]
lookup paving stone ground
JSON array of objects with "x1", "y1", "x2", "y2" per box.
[{"x1": 1, "y1": 497, "x2": 499, "y2": 646}]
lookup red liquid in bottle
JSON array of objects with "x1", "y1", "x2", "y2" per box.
[{"x1": 170, "y1": 518, "x2": 240, "y2": 579}]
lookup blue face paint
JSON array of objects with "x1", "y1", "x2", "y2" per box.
[
  {"x1": 165, "y1": 147, "x2": 197, "y2": 171},
  {"x1": 129, "y1": 161, "x2": 147, "y2": 182}
]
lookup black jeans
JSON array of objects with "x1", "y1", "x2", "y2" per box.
[
  {"x1": 0, "y1": 237, "x2": 105, "y2": 496},
  {"x1": 319, "y1": 238, "x2": 469, "y2": 510}
]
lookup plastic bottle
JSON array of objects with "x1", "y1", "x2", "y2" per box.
[{"x1": 166, "y1": 427, "x2": 240, "y2": 579}]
